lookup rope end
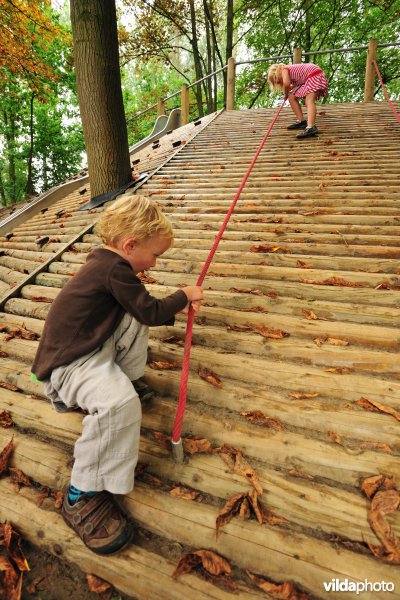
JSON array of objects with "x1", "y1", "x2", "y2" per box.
[{"x1": 171, "y1": 438, "x2": 185, "y2": 463}]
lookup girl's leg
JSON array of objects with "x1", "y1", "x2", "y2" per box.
[
  {"x1": 288, "y1": 93, "x2": 304, "y2": 121},
  {"x1": 305, "y1": 92, "x2": 317, "y2": 126}
]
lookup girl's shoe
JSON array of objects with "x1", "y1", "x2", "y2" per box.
[
  {"x1": 296, "y1": 125, "x2": 318, "y2": 138},
  {"x1": 287, "y1": 119, "x2": 307, "y2": 130},
  {"x1": 62, "y1": 490, "x2": 133, "y2": 555}
]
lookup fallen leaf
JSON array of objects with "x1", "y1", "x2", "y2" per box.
[
  {"x1": 250, "y1": 245, "x2": 290, "y2": 253},
  {"x1": 325, "y1": 367, "x2": 351, "y2": 374},
  {"x1": 183, "y1": 437, "x2": 213, "y2": 454},
  {"x1": 8, "y1": 467, "x2": 32, "y2": 490},
  {"x1": 0, "y1": 382, "x2": 20, "y2": 392},
  {"x1": 361, "y1": 475, "x2": 396, "y2": 500},
  {"x1": 359, "y1": 442, "x2": 393, "y2": 454},
  {"x1": 137, "y1": 272, "x2": 159, "y2": 284},
  {"x1": 216, "y1": 490, "x2": 265, "y2": 537},
  {"x1": 148, "y1": 361, "x2": 180, "y2": 370},
  {"x1": 289, "y1": 392, "x2": 319, "y2": 399},
  {"x1": 241, "y1": 411, "x2": 286, "y2": 430},
  {"x1": 287, "y1": 469, "x2": 314, "y2": 480},
  {"x1": 301, "y1": 309, "x2": 318, "y2": 320},
  {"x1": 86, "y1": 573, "x2": 113, "y2": 597},
  {"x1": 217, "y1": 445, "x2": 262, "y2": 495},
  {"x1": 368, "y1": 489, "x2": 400, "y2": 562},
  {"x1": 247, "y1": 571, "x2": 308, "y2": 599},
  {"x1": 296, "y1": 260, "x2": 312, "y2": 269},
  {"x1": 160, "y1": 335, "x2": 185, "y2": 346},
  {"x1": 173, "y1": 549, "x2": 232, "y2": 578},
  {"x1": 198, "y1": 366, "x2": 222, "y2": 388},
  {"x1": 0, "y1": 437, "x2": 14, "y2": 475},
  {"x1": 0, "y1": 411, "x2": 13, "y2": 428},
  {"x1": 354, "y1": 397, "x2": 400, "y2": 422},
  {"x1": 170, "y1": 486, "x2": 199, "y2": 501},
  {"x1": 30, "y1": 296, "x2": 53, "y2": 303},
  {"x1": 301, "y1": 276, "x2": 366, "y2": 288},
  {"x1": 263, "y1": 509, "x2": 289, "y2": 527},
  {"x1": 328, "y1": 431, "x2": 342, "y2": 444},
  {"x1": 326, "y1": 337, "x2": 349, "y2": 346}
]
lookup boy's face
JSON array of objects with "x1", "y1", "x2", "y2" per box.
[{"x1": 120, "y1": 234, "x2": 171, "y2": 273}]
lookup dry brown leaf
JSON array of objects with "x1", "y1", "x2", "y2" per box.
[
  {"x1": 301, "y1": 309, "x2": 318, "y2": 320},
  {"x1": 247, "y1": 571, "x2": 308, "y2": 599},
  {"x1": 250, "y1": 245, "x2": 290, "y2": 253},
  {"x1": 216, "y1": 493, "x2": 247, "y2": 537},
  {"x1": 137, "y1": 272, "x2": 159, "y2": 284},
  {"x1": 0, "y1": 411, "x2": 13, "y2": 428},
  {"x1": 0, "y1": 350, "x2": 8, "y2": 358},
  {"x1": 173, "y1": 549, "x2": 232, "y2": 579},
  {"x1": 217, "y1": 445, "x2": 263, "y2": 495},
  {"x1": 0, "y1": 437, "x2": 14, "y2": 475},
  {"x1": 8, "y1": 467, "x2": 32, "y2": 489},
  {"x1": 86, "y1": 573, "x2": 113, "y2": 597},
  {"x1": 289, "y1": 392, "x2": 319, "y2": 399},
  {"x1": 354, "y1": 397, "x2": 400, "y2": 422},
  {"x1": 30, "y1": 296, "x2": 53, "y2": 303},
  {"x1": 241, "y1": 411, "x2": 286, "y2": 430},
  {"x1": 0, "y1": 522, "x2": 30, "y2": 572},
  {"x1": 359, "y1": 441, "x2": 393, "y2": 454},
  {"x1": 153, "y1": 431, "x2": 171, "y2": 448},
  {"x1": 198, "y1": 366, "x2": 222, "y2": 388},
  {"x1": 160, "y1": 335, "x2": 185, "y2": 346},
  {"x1": 328, "y1": 431, "x2": 342, "y2": 444},
  {"x1": 368, "y1": 489, "x2": 400, "y2": 562},
  {"x1": 325, "y1": 367, "x2": 351, "y2": 374},
  {"x1": 296, "y1": 260, "x2": 312, "y2": 269},
  {"x1": 313, "y1": 337, "x2": 326, "y2": 347},
  {"x1": 148, "y1": 360, "x2": 180, "y2": 370},
  {"x1": 301, "y1": 276, "x2": 366, "y2": 288},
  {"x1": 326, "y1": 337, "x2": 349, "y2": 346},
  {"x1": 2, "y1": 326, "x2": 39, "y2": 341},
  {"x1": 26, "y1": 576, "x2": 46, "y2": 595},
  {"x1": 183, "y1": 437, "x2": 213, "y2": 454},
  {"x1": 252, "y1": 325, "x2": 290, "y2": 339},
  {"x1": 263, "y1": 509, "x2": 289, "y2": 527},
  {"x1": 0, "y1": 382, "x2": 20, "y2": 392},
  {"x1": 170, "y1": 486, "x2": 199, "y2": 501},
  {"x1": 360, "y1": 475, "x2": 396, "y2": 500}
]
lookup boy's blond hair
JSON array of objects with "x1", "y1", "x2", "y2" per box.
[
  {"x1": 267, "y1": 63, "x2": 286, "y2": 92},
  {"x1": 96, "y1": 195, "x2": 173, "y2": 246}
]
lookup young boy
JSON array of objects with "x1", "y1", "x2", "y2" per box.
[{"x1": 32, "y1": 195, "x2": 203, "y2": 555}]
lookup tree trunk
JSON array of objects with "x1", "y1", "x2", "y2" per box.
[
  {"x1": 70, "y1": 0, "x2": 131, "y2": 199},
  {"x1": 203, "y1": 2, "x2": 214, "y2": 113},
  {"x1": 226, "y1": 0, "x2": 234, "y2": 64},
  {"x1": 26, "y1": 93, "x2": 36, "y2": 197},
  {"x1": 0, "y1": 171, "x2": 6, "y2": 206},
  {"x1": 188, "y1": 0, "x2": 204, "y2": 117},
  {"x1": 304, "y1": 0, "x2": 312, "y2": 57},
  {"x1": 3, "y1": 110, "x2": 16, "y2": 204}
]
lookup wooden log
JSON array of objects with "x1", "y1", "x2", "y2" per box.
[{"x1": 0, "y1": 481, "x2": 256, "y2": 600}]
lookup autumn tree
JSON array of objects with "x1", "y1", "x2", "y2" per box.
[{"x1": 70, "y1": 0, "x2": 131, "y2": 198}]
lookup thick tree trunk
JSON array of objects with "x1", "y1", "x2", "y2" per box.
[
  {"x1": 70, "y1": 0, "x2": 131, "y2": 198},
  {"x1": 188, "y1": 0, "x2": 204, "y2": 117},
  {"x1": 304, "y1": 0, "x2": 312, "y2": 57},
  {"x1": 26, "y1": 93, "x2": 36, "y2": 197},
  {"x1": 3, "y1": 110, "x2": 16, "y2": 204},
  {"x1": 226, "y1": 0, "x2": 234, "y2": 64}
]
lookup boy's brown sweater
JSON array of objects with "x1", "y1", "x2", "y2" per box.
[{"x1": 32, "y1": 248, "x2": 187, "y2": 381}]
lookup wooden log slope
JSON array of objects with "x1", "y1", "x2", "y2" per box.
[{"x1": 0, "y1": 102, "x2": 400, "y2": 599}]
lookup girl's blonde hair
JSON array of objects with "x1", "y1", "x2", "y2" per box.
[
  {"x1": 267, "y1": 63, "x2": 286, "y2": 92},
  {"x1": 96, "y1": 195, "x2": 173, "y2": 246}
]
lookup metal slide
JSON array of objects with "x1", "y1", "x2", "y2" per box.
[{"x1": 0, "y1": 109, "x2": 181, "y2": 235}]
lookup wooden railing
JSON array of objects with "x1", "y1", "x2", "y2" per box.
[{"x1": 128, "y1": 39, "x2": 400, "y2": 125}]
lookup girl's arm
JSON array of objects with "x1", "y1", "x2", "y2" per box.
[{"x1": 282, "y1": 68, "x2": 292, "y2": 98}]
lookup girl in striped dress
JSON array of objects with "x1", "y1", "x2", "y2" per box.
[{"x1": 268, "y1": 63, "x2": 329, "y2": 138}]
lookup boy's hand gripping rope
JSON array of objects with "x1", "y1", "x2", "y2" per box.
[
  {"x1": 372, "y1": 59, "x2": 400, "y2": 125},
  {"x1": 171, "y1": 100, "x2": 287, "y2": 463}
]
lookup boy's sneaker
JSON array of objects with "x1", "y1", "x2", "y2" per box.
[
  {"x1": 296, "y1": 125, "x2": 318, "y2": 139},
  {"x1": 287, "y1": 119, "x2": 307, "y2": 130},
  {"x1": 61, "y1": 490, "x2": 133, "y2": 555},
  {"x1": 132, "y1": 378, "x2": 155, "y2": 402}
]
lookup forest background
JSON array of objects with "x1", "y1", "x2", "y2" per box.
[{"x1": 0, "y1": 0, "x2": 399, "y2": 206}]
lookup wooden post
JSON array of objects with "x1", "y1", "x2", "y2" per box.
[
  {"x1": 364, "y1": 39, "x2": 377, "y2": 102},
  {"x1": 226, "y1": 57, "x2": 235, "y2": 110},
  {"x1": 293, "y1": 47, "x2": 302, "y2": 64},
  {"x1": 181, "y1": 84, "x2": 189, "y2": 125},
  {"x1": 157, "y1": 98, "x2": 165, "y2": 116}
]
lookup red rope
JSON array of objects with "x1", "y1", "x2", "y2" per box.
[
  {"x1": 372, "y1": 59, "x2": 400, "y2": 125},
  {"x1": 172, "y1": 100, "x2": 286, "y2": 443}
]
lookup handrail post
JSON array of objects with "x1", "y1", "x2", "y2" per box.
[
  {"x1": 364, "y1": 39, "x2": 377, "y2": 102},
  {"x1": 293, "y1": 47, "x2": 302, "y2": 63},
  {"x1": 226, "y1": 57, "x2": 236, "y2": 110},
  {"x1": 157, "y1": 98, "x2": 165, "y2": 116},
  {"x1": 181, "y1": 84, "x2": 189, "y2": 125}
]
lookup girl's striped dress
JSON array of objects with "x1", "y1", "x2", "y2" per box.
[{"x1": 284, "y1": 63, "x2": 328, "y2": 100}]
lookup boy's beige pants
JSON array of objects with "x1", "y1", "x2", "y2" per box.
[{"x1": 44, "y1": 313, "x2": 149, "y2": 494}]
